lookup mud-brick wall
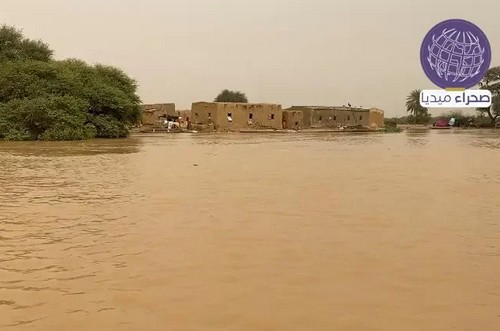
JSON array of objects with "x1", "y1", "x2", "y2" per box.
[
  {"x1": 309, "y1": 109, "x2": 366, "y2": 128},
  {"x1": 141, "y1": 103, "x2": 176, "y2": 125},
  {"x1": 368, "y1": 108, "x2": 384, "y2": 128},
  {"x1": 215, "y1": 103, "x2": 282, "y2": 130},
  {"x1": 283, "y1": 110, "x2": 304, "y2": 129},
  {"x1": 191, "y1": 102, "x2": 218, "y2": 126},
  {"x1": 191, "y1": 102, "x2": 283, "y2": 130}
]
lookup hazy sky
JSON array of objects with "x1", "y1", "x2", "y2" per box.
[{"x1": 2, "y1": 0, "x2": 500, "y2": 116}]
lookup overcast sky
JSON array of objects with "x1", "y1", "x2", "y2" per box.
[{"x1": 2, "y1": 0, "x2": 499, "y2": 116}]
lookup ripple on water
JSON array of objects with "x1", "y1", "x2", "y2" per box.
[{"x1": 0, "y1": 132, "x2": 500, "y2": 330}]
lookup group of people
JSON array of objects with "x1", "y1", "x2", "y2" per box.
[
  {"x1": 163, "y1": 118, "x2": 180, "y2": 132},
  {"x1": 162, "y1": 116, "x2": 192, "y2": 131}
]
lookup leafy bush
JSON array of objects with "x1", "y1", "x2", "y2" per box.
[
  {"x1": 0, "y1": 25, "x2": 52, "y2": 62},
  {"x1": 0, "y1": 95, "x2": 90, "y2": 139},
  {"x1": 40, "y1": 124, "x2": 97, "y2": 141},
  {"x1": 382, "y1": 126, "x2": 402, "y2": 133},
  {"x1": 89, "y1": 115, "x2": 129, "y2": 138},
  {"x1": 0, "y1": 25, "x2": 141, "y2": 141},
  {"x1": 1, "y1": 128, "x2": 32, "y2": 141}
]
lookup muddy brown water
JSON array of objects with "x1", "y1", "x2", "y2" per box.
[{"x1": 0, "y1": 130, "x2": 499, "y2": 330}]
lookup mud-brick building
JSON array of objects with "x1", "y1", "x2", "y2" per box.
[
  {"x1": 191, "y1": 102, "x2": 283, "y2": 131},
  {"x1": 283, "y1": 106, "x2": 384, "y2": 129},
  {"x1": 141, "y1": 103, "x2": 176, "y2": 126},
  {"x1": 367, "y1": 108, "x2": 384, "y2": 127},
  {"x1": 282, "y1": 109, "x2": 304, "y2": 130}
]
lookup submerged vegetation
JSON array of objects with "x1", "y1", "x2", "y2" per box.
[
  {"x1": 0, "y1": 25, "x2": 141, "y2": 141},
  {"x1": 381, "y1": 121, "x2": 402, "y2": 133}
]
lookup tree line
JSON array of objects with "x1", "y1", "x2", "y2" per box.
[{"x1": 1, "y1": 24, "x2": 497, "y2": 140}]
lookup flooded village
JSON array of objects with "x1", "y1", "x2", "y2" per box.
[
  {"x1": 3, "y1": 1, "x2": 500, "y2": 330},
  {"x1": 137, "y1": 102, "x2": 385, "y2": 133}
]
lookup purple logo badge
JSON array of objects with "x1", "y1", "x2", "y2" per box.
[{"x1": 420, "y1": 19, "x2": 491, "y2": 89}]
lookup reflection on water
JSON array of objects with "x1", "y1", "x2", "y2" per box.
[
  {"x1": 470, "y1": 139, "x2": 500, "y2": 149},
  {"x1": 188, "y1": 132, "x2": 386, "y2": 147},
  {"x1": 0, "y1": 138, "x2": 142, "y2": 157},
  {"x1": 1, "y1": 130, "x2": 500, "y2": 330},
  {"x1": 405, "y1": 131, "x2": 430, "y2": 147},
  {"x1": 462, "y1": 130, "x2": 500, "y2": 149}
]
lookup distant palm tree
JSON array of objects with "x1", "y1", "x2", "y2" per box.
[{"x1": 405, "y1": 89, "x2": 427, "y2": 117}]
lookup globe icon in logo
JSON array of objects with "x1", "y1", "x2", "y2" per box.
[
  {"x1": 421, "y1": 19, "x2": 491, "y2": 89},
  {"x1": 428, "y1": 29, "x2": 484, "y2": 82}
]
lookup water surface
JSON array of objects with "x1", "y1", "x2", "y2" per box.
[{"x1": 1, "y1": 130, "x2": 499, "y2": 330}]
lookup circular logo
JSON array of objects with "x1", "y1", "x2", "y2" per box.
[{"x1": 420, "y1": 19, "x2": 491, "y2": 89}]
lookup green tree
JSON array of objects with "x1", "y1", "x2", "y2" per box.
[
  {"x1": 478, "y1": 66, "x2": 500, "y2": 127},
  {"x1": 405, "y1": 89, "x2": 430, "y2": 124},
  {"x1": 0, "y1": 96, "x2": 95, "y2": 141},
  {"x1": 0, "y1": 25, "x2": 52, "y2": 62},
  {"x1": 0, "y1": 25, "x2": 141, "y2": 141},
  {"x1": 214, "y1": 89, "x2": 248, "y2": 103}
]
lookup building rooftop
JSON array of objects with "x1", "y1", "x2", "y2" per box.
[
  {"x1": 192, "y1": 101, "x2": 281, "y2": 106},
  {"x1": 286, "y1": 106, "x2": 369, "y2": 112},
  {"x1": 142, "y1": 103, "x2": 175, "y2": 106}
]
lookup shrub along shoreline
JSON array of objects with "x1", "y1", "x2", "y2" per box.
[{"x1": 0, "y1": 25, "x2": 141, "y2": 141}]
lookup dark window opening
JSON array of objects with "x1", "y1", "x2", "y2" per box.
[
  {"x1": 271, "y1": 114, "x2": 275, "y2": 120},
  {"x1": 227, "y1": 113, "x2": 232, "y2": 117},
  {"x1": 249, "y1": 113, "x2": 253, "y2": 119},
  {"x1": 360, "y1": 115, "x2": 363, "y2": 120},
  {"x1": 333, "y1": 116, "x2": 337, "y2": 121},
  {"x1": 347, "y1": 115, "x2": 351, "y2": 121},
  {"x1": 295, "y1": 121, "x2": 299, "y2": 126},
  {"x1": 195, "y1": 113, "x2": 199, "y2": 117},
  {"x1": 319, "y1": 116, "x2": 323, "y2": 121}
]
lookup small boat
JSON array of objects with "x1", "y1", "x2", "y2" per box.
[{"x1": 431, "y1": 119, "x2": 453, "y2": 130}]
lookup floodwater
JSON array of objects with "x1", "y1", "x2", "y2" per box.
[{"x1": 0, "y1": 130, "x2": 499, "y2": 331}]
